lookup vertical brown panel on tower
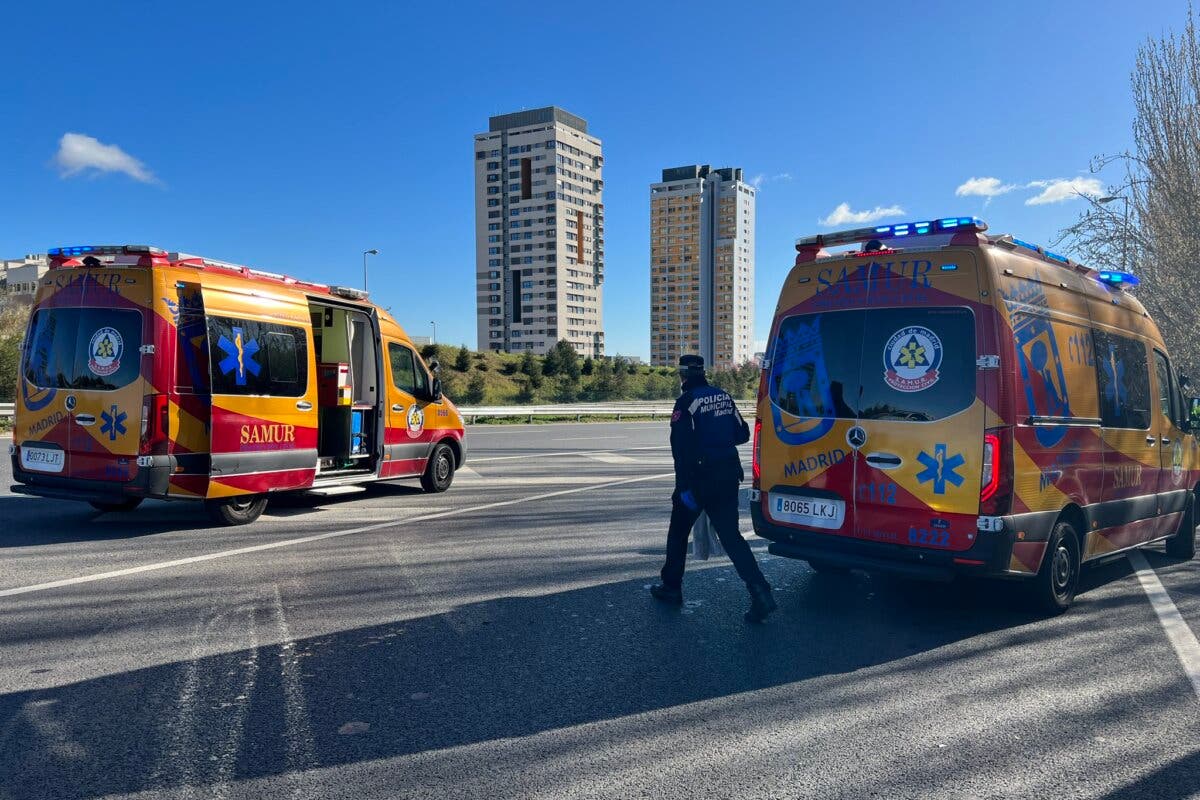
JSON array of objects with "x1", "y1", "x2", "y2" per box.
[{"x1": 521, "y1": 158, "x2": 532, "y2": 200}]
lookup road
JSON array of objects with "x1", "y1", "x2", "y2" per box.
[{"x1": 1, "y1": 421, "x2": 1199, "y2": 799}]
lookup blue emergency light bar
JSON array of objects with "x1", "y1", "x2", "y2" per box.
[
  {"x1": 1097, "y1": 270, "x2": 1141, "y2": 288},
  {"x1": 48, "y1": 245, "x2": 163, "y2": 257},
  {"x1": 796, "y1": 216, "x2": 986, "y2": 249}
]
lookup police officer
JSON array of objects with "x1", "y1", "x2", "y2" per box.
[{"x1": 650, "y1": 355, "x2": 777, "y2": 623}]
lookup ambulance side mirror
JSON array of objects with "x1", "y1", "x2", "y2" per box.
[
  {"x1": 430, "y1": 377, "x2": 443, "y2": 403},
  {"x1": 1189, "y1": 397, "x2": 1200, "y2": 430}
]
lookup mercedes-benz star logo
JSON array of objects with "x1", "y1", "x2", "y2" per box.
[{"x1": 847, "y1": 426, "x2": 867, "y2": 450}]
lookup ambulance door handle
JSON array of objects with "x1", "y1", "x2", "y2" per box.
[
  {"x1": 1146, "y1": 436, "x2": 1157, "y2": 446},
  {"x1": 296, "y1": 401, "x2": 313, "y2": 411},
  {"x1": 1162, "y1": 437, "x2": 1172, "y2": 445},
  {"x1": 392, "y1": 404, "x2": 403, "y2": 412}
]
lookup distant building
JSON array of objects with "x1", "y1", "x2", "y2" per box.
[
  {"x1": 649, "y1": 166, "x2": 755, "y2": 368},
  {"x1": 2, "y1": 254, "x2": 48, "y2": 297},
  {"x1": 474, "y1": 106, "x2": 605, "y2": 358},
  {"x1": 410, "y1": 336, "x2": 433, "y2": 347}
]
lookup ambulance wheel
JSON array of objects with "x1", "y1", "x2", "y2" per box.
[
  {"x1": 1029, "y1": 520, "x2": 1081, "y2": 615},
  {"x1": 89, "y1": 498, "x2": 143, "y2": 513},
  {"x1": 420, "y1": 444, "x2": 455, "y2": 493},
  {"x1": 205, "y1": 495, "x2": 268, "y2": 526},
  {"x1": 1165, "y1": 492, "x2": 1197, "y2": 560}
]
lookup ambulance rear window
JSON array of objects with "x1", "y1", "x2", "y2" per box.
[
  {"x1": 22, "y1": 308, "x2": 143, "y2": 392},
  {"x1": 769, "y1": 307, "x2": 976, "y2": 422}
]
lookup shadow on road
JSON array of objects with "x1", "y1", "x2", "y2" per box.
[{"x1": 0, "y1": 550, "x2": 1175, "y2": 799}]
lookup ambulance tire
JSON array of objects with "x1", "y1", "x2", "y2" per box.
[
  {"x1": 1165, "y1": 492, "x2": 1197, "y2": 560},
  {"x1": 205, "y1": 495, "x2": 268, "y2": 526},
  {"x1": 420, "y1": 443, "x2": 455, "y2": 493},
  {"x1": 1029, "y1": 520, "x2": 1081, "y2": 615},
  {"x1": 89, "y1": 498, "x2": 144, "y2": 513}
]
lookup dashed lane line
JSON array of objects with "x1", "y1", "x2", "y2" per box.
[
  {"x1": 0, "y1": 472, "x2": 675, "y2": 599},
  {"x1": 1129, "y1": 549, "x2": 1200, "y2": 699}
]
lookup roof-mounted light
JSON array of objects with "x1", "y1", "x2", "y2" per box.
[
  {"x1": 1096, "y1": 270, "x2": 1140, "y2": 289},
  {"x1": 329, "y1": 285, "x2": 369, "y2": 301},
  {"x1": 796, "y1": 216, "x2": 986, "y2": 249},
  {"x1": 48, "y1": 245, "x2": 163, "y2": 257}
]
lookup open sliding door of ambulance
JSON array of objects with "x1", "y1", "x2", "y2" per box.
[{"x1": 201, "y1": 283, "x2": 318, "y2": 497}]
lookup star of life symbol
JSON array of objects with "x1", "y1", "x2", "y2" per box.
[
  {"x1": 916, "y1": 443, "x2": 965, "y2": 495},
  {"x1": 884, "y1": 325, "x2": 942, "y2": 393},
  {"x1": 100, "y1": 404, "x2": 127, "y2": 442},
  {"x1": 217, "y1": 326, "x2": 261, "y2": 386}
]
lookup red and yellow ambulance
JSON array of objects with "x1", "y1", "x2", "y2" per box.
[
  {"x1": 752, "y1": 217, "x2": 1199, "y2": 612},
  {"x1": 11, "y1": 245, "x2": 465, "y2": 525}
]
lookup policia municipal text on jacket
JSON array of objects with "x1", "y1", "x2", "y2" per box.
[{"x1": 650, "y1": 355, "x2": 777, "y2": 623}]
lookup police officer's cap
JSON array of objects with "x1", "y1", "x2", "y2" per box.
[{"x1": 678, "y1": 354, "x2": 705, "y2": 376}]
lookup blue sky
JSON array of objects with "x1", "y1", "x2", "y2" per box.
[{"x1": 1, "y1": 0, "x2": 1185, "y2": 358}]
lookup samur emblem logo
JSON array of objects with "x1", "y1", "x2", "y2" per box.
[
  {"x1": 407, "y1": 405, "x2": 425, "y2": 439},
  {"x1": 883, "y1": 325, "x2": 942, "y2": 393}
]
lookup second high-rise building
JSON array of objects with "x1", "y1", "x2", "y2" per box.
[
  {"x1": 473, "y1": 107, "x2": 605, "y2": 357},
  {"x1": 649, "y1": 165, "x2": 755, "y2": 368}
]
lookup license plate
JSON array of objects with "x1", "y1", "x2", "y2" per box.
[
  {"x1": 20, "y1": 445, "x2": 64, "y2": 474},
  {"x1": 770, "y1": 492, "x2": 845, "y2": 529}
]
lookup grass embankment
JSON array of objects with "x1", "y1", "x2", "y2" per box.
[{"x1": 418, "y1": 341, "x2": 759, "y2": 407}]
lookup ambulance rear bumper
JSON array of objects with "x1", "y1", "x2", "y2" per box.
[
  {"x1": 751, "y1": 503, "x2": 1033, "y2": 581},
  {"x1": 10, "y1": 453, "x2": 175, "y2": 504}
]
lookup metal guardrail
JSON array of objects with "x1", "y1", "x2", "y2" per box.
[
  {"x1": 458, "y1": 401, "x2": 755, "y2": 423},
  {"x1": 0, "y1": 401, "x2": 756, "y2": 423}
]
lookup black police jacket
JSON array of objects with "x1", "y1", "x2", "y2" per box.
[{"x1": 670, "y1": 380, "x2": 750, "y2": 493}]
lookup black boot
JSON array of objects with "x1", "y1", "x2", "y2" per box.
[
  {"x1": 744, "y1": 582, "x2": 777, "y2": 623},
  {"x1": 650, "y1": 583, "x2": 683, "y2": 606}
]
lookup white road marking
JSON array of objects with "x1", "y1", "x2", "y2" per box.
[
  {"x1": 1128, "y1": 549, "x2": 1200, "y2": 698},
  {"x1": 554, "y1": 436, "x2": 628, "y2": 442},
  {"x1": 0, "y1": 472, "x2": 674, "y2": 599},
  {"x1": 584, "y1": 453, "x2": 639, "y2": 464},
  {"x1": 471, "y1": 445, "x2": 670, "y2": 463}
]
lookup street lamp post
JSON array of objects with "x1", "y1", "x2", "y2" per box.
[
  {"x1": 362, "y1": 249, "x2": 379, "y2": 292},
  {"x1": 430, "y1": 320, "x2": 437, "y2": 344},
  {"x1": 1097, "y1": 196, "x2": 1129, "y2": 272}
]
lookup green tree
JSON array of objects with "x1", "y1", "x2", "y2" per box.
[
  {"x1": 454, "y1": 345, "x2": 471, "y2": 372},
  {"x1": 557, "y1": 341, "x2": 582, "y2": 380},
  {"x1": 519, "y1": 350, "x2": 542, "y2": 388},
  {"x1": 515, "y1": 375, "x2": 536, "y2": 403},
  {"x1": 553, "y1": 374, "x2": 580, "y2": 403},
  {"x1": 582, "y1": 357, "x2": 595, "y2": 376},
  {"x1": 542, "y1": 342, "x2": 563, "y2": 376},
  {"x1": 587, "y1": 358, "x2": 616, "y2": 400},
  {"x1": 0, "y1": 301, "x2": 26, "y2": 403},
  {"x1": 465, "y1": 372, "x2": 487, "y2": 404}
]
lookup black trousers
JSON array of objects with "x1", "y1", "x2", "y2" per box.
[{"x1": 660, "y1": 476, "x2": 766, "y2": 591}]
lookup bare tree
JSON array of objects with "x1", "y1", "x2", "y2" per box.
[{"x1": 1056, "y1": 7, "x2": 1200, "y2": 375}]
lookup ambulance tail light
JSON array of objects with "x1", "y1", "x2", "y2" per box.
[
  {"x1": 752, "y1": 417, "x2": 762, "y2": 486},
  {"x1": 980, "y1": 427, "x2": 1013, "y2": 515},
  {"x1": 140, "y1": 394, "x2": 170, "y2": 456}
]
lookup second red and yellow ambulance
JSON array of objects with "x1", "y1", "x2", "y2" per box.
[
  {"x1": 752, "y1": 217, "x2": 1199, "y2": 612},
  {"x1": 11, "y1": 245, "x2": 465, "y2": 525}
]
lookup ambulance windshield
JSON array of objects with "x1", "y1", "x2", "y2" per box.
[
  {"x1": 769, "y1": 307, "x2": 976, "y2": 423},
  {"x1": 22, "y1": 308, "x2": 143, "y2": 392}
]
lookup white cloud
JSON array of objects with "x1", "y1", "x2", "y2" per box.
[
  {"x1": 54, "y1": 132, "x2": 157, "y2": 183},
  {"x1": 818, "y1": 202, "x2": 905, "y2": 227},
  {"x1": 955, "y1": 176, "x2": 1018, "y2": 198},
  {"x1": 750, "y1": 172, "x2": 792, "y2": 190},
  {"x1": 1025, "y1": 177, "x2": 1104, "y2": 205}
]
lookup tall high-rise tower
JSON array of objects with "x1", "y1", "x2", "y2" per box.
[
  {"x1": 474, "y1": 107, "x2": 605, "y2": 356},
  {"x1": 649, "y1": 165, "x2": 755, "y2": 368}
]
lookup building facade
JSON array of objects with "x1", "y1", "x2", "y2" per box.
[
  {"x1": 2, "y1": 254, "x2": 48, "y2": 297},
  {"x1": 649, "y1": 166, "x2": 755, "y2": 368},
  {"x1": 474, "y1": 107, "x2": 605, "y2": 356}
]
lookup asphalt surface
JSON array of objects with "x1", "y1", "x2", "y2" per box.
[{"x1": 1, "y1": 421, "x2": 1199, "y2": 799}]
